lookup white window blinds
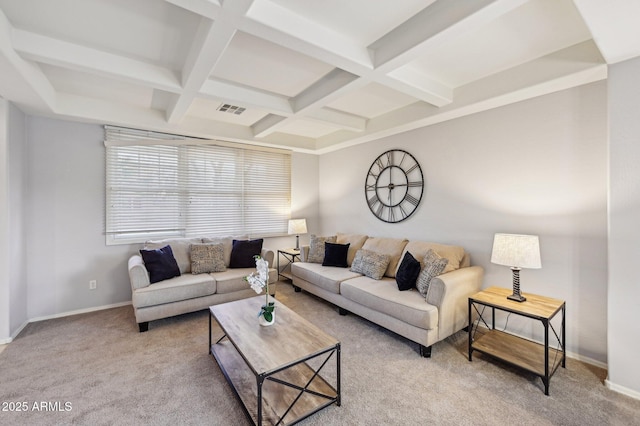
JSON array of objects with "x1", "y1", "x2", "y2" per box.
[{"x1": 105, "y1": 126, "x2": 291, "y2": 245}]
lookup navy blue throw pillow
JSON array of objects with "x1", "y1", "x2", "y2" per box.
[
  {"x1": 322, "y1": 242, "x2": 350, "y2": 267},
  {"x1": 229, "y1": 239, "x2": 264, "y2": 268},
  {"x1": 140, "y1": 245, "x2": 181, "y2": 284},
  {"x1": 396, "y1": 251, "x2": 421, "y2": 291}
]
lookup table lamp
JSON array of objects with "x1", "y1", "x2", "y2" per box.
[
  {"x1": 491, "y1": 233, "x2": 541, "y2": 302},
  {"x1": 288, "y1": 219, "x2": 307, "y2": 251}
]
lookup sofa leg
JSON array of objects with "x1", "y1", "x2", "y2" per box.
[
  {"x1": 419, "y1": 344, "x2": 432, "y2": 358},
  {"x1": 138, "y1": 322, "x2": 149, "y2": 332},
  {"x1": 293, "y1": 285, "x2": 301, "y2": 292},
  {"x1": 338, "y1": 308, "x2": 349, "y2": 316}
]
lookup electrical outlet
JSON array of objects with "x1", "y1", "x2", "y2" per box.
[{"x1": 89, "y1": 280, "x2": 97, "y2": 290}]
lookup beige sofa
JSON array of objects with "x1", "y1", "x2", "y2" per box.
[
  {"x1": 291, "y1": 233, "x2": 483, "y2": 357},
  {"x1": 128, "y1": 237, "x2": 277, "y2": 332}
]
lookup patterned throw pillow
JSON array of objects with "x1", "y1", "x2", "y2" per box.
[
  {"x1": 350, "y1": 249, "x2": 391, "y2": 280},
  {"x1": 416, "y1": 249, "x2": 449, "y2": 297},
  {"x1": 307, "y1": 235, "x2": 337, "y2": 263},
  {"x1": 191, "y1": 243, "x2": 226, "y2": 274}
]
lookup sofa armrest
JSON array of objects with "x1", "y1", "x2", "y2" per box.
[
  {"x1": 426, "y1": 265, "x2": 484, "y2": 340},
  {"x1": 128, "y1": 255, "x2": 150, "y2": 290},
  {"x1": 261, "y1": 248, "x2": 275, "y2": 268}
]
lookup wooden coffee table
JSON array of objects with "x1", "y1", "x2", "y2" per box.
[{"x1": 209, "y1": 296, "x2": 341, "y2": 425}]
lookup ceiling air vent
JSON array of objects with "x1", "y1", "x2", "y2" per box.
[{"x1": 217, "y1": 103, "x2": 246, "y2": 115}]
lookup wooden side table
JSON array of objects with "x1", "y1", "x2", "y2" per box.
[
  {"x1": 468, "y1": 286, "x2": 566, "y2": 395},
  {"x1": 277, "y1": 248, "x2": 300, "y2": 281}
]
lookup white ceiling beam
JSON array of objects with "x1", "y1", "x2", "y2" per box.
[
  {"x1": 306, "y1": 108, "x2": 366, "y2": 133},
  {"x1": 166, "y1": 0, "x2": 255, "y2": 124},
  {"x1": 370, "y1": 0, "x2": 528, "y2": 71},
  {"x1": 315, "y1": 41, "x2": 607, "y2": 154},
  {"x1": 381, "y1": 67, "x2": 452, "y2": 107},
  {"x1": 199, "y1": 79, "x2": 292, "y2": 116},
  {"x1": 0, "y1": 10, "x2": 56, "y2": 113},
  {"x1": 292, "y1": 69, "x2": 362, "y2": 112},
  {"x1": 252, "y1": 114, "x2": 287, "y2": 138},
  {"x1": 364, "y1": 0, "x2": 530, "y2": 107},
  {"x1": 573, "y1": 0, "x2": 640, "y2": 64},
  {"x1": 222, "y1": 0, "x2": 527, "y2": 138},
  {"x1": 244, "y1": 0, "x2": 372, "y2": 74},
  {"x1": 255, "y1": 69, "x2": 369, "y2": 137},
  {"x1": 164, "y1": 0, "x2": 221, "y2": 20},
  {"x1": 12, "y1": 29, "x2": 182, "y2": 93}
]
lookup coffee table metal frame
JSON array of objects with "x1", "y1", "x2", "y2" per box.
[{"x1": 209, "y1": 297, "x2": 341, "y2": 425}]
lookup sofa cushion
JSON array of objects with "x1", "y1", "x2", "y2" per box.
[
  {"x1": 202, "y1": 236, "x2": 234, "y2": 267},
  {"x1": 323, "y1": 242, "x2": 350, "y2": 267},
  {"x1": 229, "y1": 239, "x2": 263, "y2": 268},
  {"x1": 144, "y1": 238, "x2": 202, "y2": 274},
  {"x1": 191, "y1": 243, "x2": 226, "y2": 274},
  {"x1": 340, "y1": 276, "x2": 439, "y2": 330},
  {"x1": 292, "y1": 262, "x2": 362, "y2": 294},
  {"x1": 307, "y1": 235, "x2": 337, "y2": 263},
  {"x1": 139, "y1": 245, "x2": 181, "y2": 284},
  {"x1": 401, "y1": 241, "x2": 465, "y2": 274},
  {"x1": 132, "y1": 273, "x2": 216, "y2": 308},
  {"x1": 416, "y1": 249, "x2": 449, "y2": 297},
  {"x1": 396, "y1": 251, "x2": 421, "y2": 291},
  {"x1": 336, "y1": 233, "x2": 368, "y2": 266},
  {"x1": 350, "y1": 249, "x2": 390, "y2": 280},
  {"x1": 361, "y1": 237, "x2": 408, "y2": 278},
  {"x1": 214, "y1": 267, "x2": 277, "y2": 294}
]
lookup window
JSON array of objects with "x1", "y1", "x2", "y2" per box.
[{"x1": 105, "y1": 127, "x2": 291, "y2": 245}]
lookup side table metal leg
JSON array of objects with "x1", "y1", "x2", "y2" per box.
[
  {"x1": 336, "y1": 343, "x2": 341, "y2": 406},
  {"x1": 468, "y1": 299, "x2": 473, "y2": 361},
  {"x1": 544, "y1": 319, "x2": 550, "y2": 395}
]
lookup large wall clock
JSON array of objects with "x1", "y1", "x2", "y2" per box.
[{"x1": 365, "y1": 149, "x2": 424, "y2": 223}]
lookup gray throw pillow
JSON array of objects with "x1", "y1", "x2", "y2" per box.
[
  {"x1": 350, "y1": 249, "x2": 391, "y2": 280},
  {"x1": 416, "y1": 249, "x2": 449, "y2": 297},
  {"x1": 191, "y1": 243, "x2": 226, "y2": 274},
  {"x1": 307, "y1": 235, "x2": 337, "y2": 263}
]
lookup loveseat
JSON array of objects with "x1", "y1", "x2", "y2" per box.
[
  {"x1": 128, "y1": 236, "x2": 277, "y2": 332},
  {"x1": 291, "y1": 233, "x2": 483, "y2": 357}
]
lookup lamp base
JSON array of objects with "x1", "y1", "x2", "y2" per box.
[
  {"x1": 507, "y1": 293, "x2": 527, "y2": 302},
  {"x1": 507, "y1": 267, "x2": 526, "y2": 302}
]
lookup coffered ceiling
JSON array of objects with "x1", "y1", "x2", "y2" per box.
[{"x1": 1, "y1": 0, "x2": 638, "y2": 153}]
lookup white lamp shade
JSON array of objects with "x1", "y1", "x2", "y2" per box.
[
  {"x1": 288, "y1": 219, "x2": 307, "y2": 235},
  {"x1": 491, "y1": 233, "x2": 541, "y2": 269}
]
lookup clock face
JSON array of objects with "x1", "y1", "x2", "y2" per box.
[{"x1": 365, "y1": 149, "x2": 424, "y2": 223}]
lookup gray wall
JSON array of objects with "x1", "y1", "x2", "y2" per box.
[
  {"x1": 607, "y1": 56, "x2": 640, "y2": 397},
  {"x1": 26, "y1": 118, "x2": 133, "y2": 318},
  {"x1": 319, "y1": 81, "x2": 609, "y2": 365},
  {"x1": 0, "y1": 99, "x2": 28, "y2": 343},
  {"x1": 8, "y1": 103, "x2": 28, "y2": 334}
]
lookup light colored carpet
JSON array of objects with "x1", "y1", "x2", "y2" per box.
[{"x1": 1, "y1": 282, "x2": 639, "y2": 425}]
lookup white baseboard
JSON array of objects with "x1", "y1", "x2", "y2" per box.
[
  {"x1": 605, "y1": 379, "x2": 640, "y2": 401},
  {"x1": 29, "y1": 301, "x2": 132, "y2": 323},
  {"x1": 566, "y1": 351, "x2": 607, "y2": 370},
  {"x1": 0, "y1": 301, "x2": 132, "y2": 345}
]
